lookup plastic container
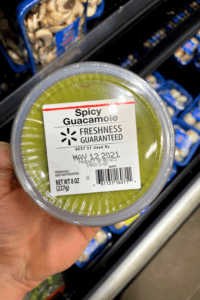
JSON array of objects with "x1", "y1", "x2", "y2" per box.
[
  {"x1": 75, "y1": 227, "x2": 112, "y2": 268},
  {"x1": 172, "y1": 37, "x2": 199, "y2": 67},
  {"x1": 180, "y1": 94, "x2": 200, "y2": 133},
  {"x1": 16, "y1": 0, "x2": 87, "y2": 74},
  {"x1": 143, "y1": 29, "x2": 166, "y2": 52},
  {"x1": 172, "y1": 117, "x2": 200, "y2": 167},
  {"x1": 11, "y1": 62, "x2": 174, "y2": 226},
  {"x1": 157, "y1": 80, "x2": 193, "y2": 111},
  {"x1": 119, "y1": 52, "x2": 140, "y2": 69},
  {"x1": 145, "y1": 71, "x2": 166, "y2": 91},
  {"x1": 107, "y1": 214, "x2": 140, "y2": 235},
  {"x1": 107, "y1": 206, "x2": 150, "y2": 235}
]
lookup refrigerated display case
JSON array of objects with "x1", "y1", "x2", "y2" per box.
[{"x1": 0, "y1": 0, "x2": 200, "y2": 299}]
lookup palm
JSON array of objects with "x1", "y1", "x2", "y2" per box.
[{"x1": 0, "y1": 142, "x2": 99, "y2": 293}]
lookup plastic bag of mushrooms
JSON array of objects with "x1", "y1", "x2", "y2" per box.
[
  {"x1": 0, "y1": 7, "x2": 28, "y2": 69},
  {"x1": 23, "y1": 0, "x2": 103, "y2": 69}
]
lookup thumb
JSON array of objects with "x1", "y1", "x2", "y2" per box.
[{"x1": 0, "y1": 142, "x2": 13, "y2": 197}]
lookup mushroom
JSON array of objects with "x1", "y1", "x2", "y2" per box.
[
  {"x1": 40, "y1": 16, "x2": 49, "y2": 28},
  {"x1": 25, "y1": 14, "x2": 40, "y2": 31},
  {"x1": 182, "y1": 53, "x2": 193, "y2": 62},
  {"x1": 79, "y1": 14, "x2": 85, "y2": 26},
  {"x1": 38, "y1": 2, "x2": 47, "y2": 21},
  {"x1": 170, "y1": 89, "x2": 181, "y2": 99},
  {"x1": 176, "y1": 95, "x2": 187, "y2": 104},
  {"x1": 187, "y1": 129, "x2": 199, "y2": 143},
  {"x1": 47, "y1": 0, "x2": 57, "y2": 12},
  {"x1": 46, "y1": 11, "x2": 71, "y2": 26},
  {"x1": 56, "y1": 0, "x2": 76, "y2": 13},
  {"x1": 7, "y1": 49, "x2": 24, "y2": 65},
  {"x1": 32, "y1": 51, "x2": 40, "y2": 63},
  {"x1": 167, "y1": 106, "x2": 174, "y2": 117},
  {"x1": 78, "y1": 253, "x2": 89, "y2": 263},
  {"x1": 127, "y1": 54, "x2": 134, "y2": 61},
  {"x1": 66, "y1": 1, "x2": 84, "y2": 25},
  {"x1": 33, "y1": 39, "x2": 43, "y2": 52},
  {"x1": 6, "y1": 39, "x2": 25, "y2": 58},
  {"x1": 146, "y1": 75, "x2": 156, "y2": 84},
  {"x1": 179, "y1": 148, "x2": 189, "y2": 158},
  {"x1": 143, "y1": 41, "x2": 151, "y2": 49},
  {"x1": 38, "y1": 47, "x2": 48, "y2": 63},
  {"x1": 174, "y1": 48, "x2": 184, "y2": 59},
  {"x1": 35, "y1": 28, "x2": 53, "y2": 48},
  {"x1": 94, "y1": 230, "x2": 107, "y2": 244},
  {"x1": 49, "y1": 24, "x2": 66, "y2": 33},
  {"x1": 191, "y1": 37, "x2": 199, "y2": 45},
  {"x1": 27, "y1": 31, "x2": 35, "y2": 43},
  {"x1": 175, "y1": 147, "x2": 183, "y2": 162},
  {"x1": 87, "y1": 3, "x2": 97, "y2": 17},
  {"x1": 45, "y1": 47, "x2": 57, "y2": 63},
  {"x1": 25, "y1": 18, "x2": 33, "y2": 31},
  {"x1": 115, "y1": 222, "x2": 126, "y2": 229},
  {"x1": 195, "y1": 122, "x2": 200, "y2": 130},
  {"x1": 183, "y1": 113, "x2": 196, "y2": 126}
]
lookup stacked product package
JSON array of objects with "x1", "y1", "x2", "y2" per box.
[{"x1": 0, "y1": 0, "x2": 105, "y2": 74}]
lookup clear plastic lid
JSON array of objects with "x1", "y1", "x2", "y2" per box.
[{"x1": 11, "y1": 62, "x2": 174, "y2": 226}]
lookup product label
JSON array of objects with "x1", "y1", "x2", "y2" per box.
[
  {"x1": 43, "y1": 98, "x2": 141, "y2": 196},
  {"x1": 119, "y1": 58, "x2": 132, "y2": 68},
  {"x1": 160, "y1": 91, "x2": 176, "y2": 105},
  {"x1": 175, "y1": 128, "x2": 193, "y2": 150},
  {"x1": 55, "y1": 17, "x2": 80, "y2": 57},
  {"x1": 182, "y1": 40, "x2": 197, "y2": 55},
  {"x1": 172, "y1": 17, "x2": 179, "y2": 23},
  {"x1": 124, "y1": 214, "x2": 140, "y2": 226},
  {"x1": 192, "y1": 107, "x2": 200, "y2": 121},
  {"x1": 83, "y1": 239, "x2": 101, "y2": 257}
]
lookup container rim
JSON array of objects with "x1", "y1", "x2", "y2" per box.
[{"x1": 11, "y1": 62, "x2": 175, "y2": 226}]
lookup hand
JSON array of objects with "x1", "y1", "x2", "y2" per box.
[{"x1": 0, "y1": 142, "x2": 99, "y2": 299}]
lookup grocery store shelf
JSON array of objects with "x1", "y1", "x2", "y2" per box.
[
  {"x1": 0, "y1": 0, "x2": 163, "y2": 125},
  {"x1": 86, "y1": 175, "x2": 200, "y2": 300},
  {"x1": 136, "y1": 10, "x2": 200, "y2": 77}
]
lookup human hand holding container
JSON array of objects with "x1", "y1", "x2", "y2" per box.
[{"x1": 0, "y1": 142, "x2": 99, "y2": 299}]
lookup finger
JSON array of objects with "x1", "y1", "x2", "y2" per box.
[
  {"x1": 0, "y1": 142, "x2": 13, "y2": 197},
  {"x1": 51, "y1": 221, "x2": 100, "y2": 265},
  {"x1": 37, "y1": 219, "x2": 100, "y2": 275}
]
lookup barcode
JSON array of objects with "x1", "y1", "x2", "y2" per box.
[{"x1": 95, "y1": 167, "x2": 133, "y2": 184}]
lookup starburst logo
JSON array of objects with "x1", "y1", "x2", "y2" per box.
[{"x1": 61, "y1": 128, "x2": 77, "y2": 146}]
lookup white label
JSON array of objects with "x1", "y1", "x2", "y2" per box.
[{"x1": 43, "y1": 98, "x2": 141, "y2": 196}]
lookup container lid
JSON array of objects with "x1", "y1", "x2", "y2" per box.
[{"x1": 11, "y1": 62, "x2": 175, "y2": 226}]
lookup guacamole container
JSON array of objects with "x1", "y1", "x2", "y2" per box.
[{"x1": 11, "y1": 62, "x2": 174, "y2": 226}]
